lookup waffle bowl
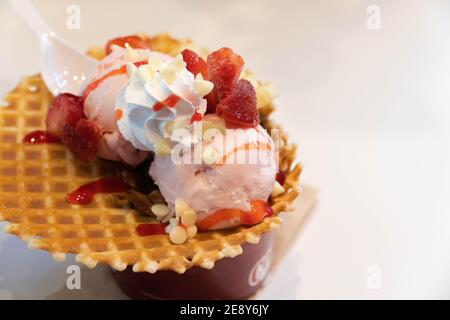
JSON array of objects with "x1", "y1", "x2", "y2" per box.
[{"x1": 0, "y1": 34, "x2": 302, "y2": 298}]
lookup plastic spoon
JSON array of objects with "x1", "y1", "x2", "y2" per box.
[{"x1": 9, "y1": 0, "x2": 97, "y2": 96}]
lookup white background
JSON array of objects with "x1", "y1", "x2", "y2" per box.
[{"x1": 0, "y1": 0, "x2": 449, "y2": 299}]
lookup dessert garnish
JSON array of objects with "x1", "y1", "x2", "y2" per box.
[
  {"x1": 23, "y1": 130, "x2": 61, "y2": 144},
  {"x1": 105, "y1": 35, "x2": 150, "y2": 55},
  {"x1": 136, "y1": 223, "x2": 167, "y2": 237},
  {"x1": 46, "y1": 92, "x2": 102, "y2": 161},
  {"x1": 66, "y1": 177, "x2": 130, "y2": 205}
]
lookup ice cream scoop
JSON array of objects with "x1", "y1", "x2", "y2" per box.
[
  {"x1": 82, "y1": 46, "x2": 169, "y2": 165},
  {"x1": 149, "y1": 115, "x2": 278, "y2": 230}
]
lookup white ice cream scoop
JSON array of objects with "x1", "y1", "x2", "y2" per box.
[{"x1": 9, "y1": 0, "x2": 97, "y2": 96}]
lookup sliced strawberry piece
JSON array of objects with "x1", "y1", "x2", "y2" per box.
[
  {"x1": 206, "y1": 47, "x2": 244, "y2": 113},
  {"x1": 46, "y1": 93, "x2": 85, "y2": 138},
  {"x1": 205, "y1": 93, "x2": 218, "y2": 114},
  {"x1": 46, "y1": 93, "x2": 102, "y2": 161},
  {"x1": 62, "y1": 119, "x2": 102, "y2": 161},
  {"x1": 105, "y1": 35, "x2": 149, "y2": 55},
  {"x1": 215, "y1": 79, "x2": 259, "y2": 128},
  {"x1": 181, "y1": 49, "x2": 208, "y2": 79}
]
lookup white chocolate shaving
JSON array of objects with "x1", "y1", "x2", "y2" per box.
[
  {"x1": 271, "y1": 181, "x2": 285, "y2": 198},
  {"x1": 194, "y1": 73, "x2": 214, "y2": 96}
]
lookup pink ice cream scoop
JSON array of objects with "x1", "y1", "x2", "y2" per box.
[
  {"x1": 82, "y1": 46, "x2": 169, "y2": 165},
  {"x1": 149, "y1": 117, "x2": 278, "y2": 229}
]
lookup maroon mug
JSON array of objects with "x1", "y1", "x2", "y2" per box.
[{"x1": 111, "y1": 232, "x2": 274, "y2": 299}]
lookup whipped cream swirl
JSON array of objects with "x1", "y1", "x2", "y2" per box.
[{"x1": 116, "y1": 52, "x2": 213, "y2": 152}]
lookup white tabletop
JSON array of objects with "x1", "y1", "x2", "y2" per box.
[{"x1": 1, "y1": 0, "x2": 449, "y2": 299}]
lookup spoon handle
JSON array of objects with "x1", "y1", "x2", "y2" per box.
[{"x1": 9, "y1": 0, "x2": 52, "y2": 38}]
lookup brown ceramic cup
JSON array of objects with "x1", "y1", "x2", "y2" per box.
[{"x1": 111, "y1": 232, "x2": 274, "y2": 299}]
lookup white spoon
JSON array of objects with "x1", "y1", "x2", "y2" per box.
[{"x1": 9, "y1": 0, "x2": 97, "y2": 96}]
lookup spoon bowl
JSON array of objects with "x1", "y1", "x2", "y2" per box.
[
  {"x1": 40, "y1": 32, "x2": 97, "y2": 96},
  {"x1": 9, "y1": 0, "x2": 97, "y2": 96}
]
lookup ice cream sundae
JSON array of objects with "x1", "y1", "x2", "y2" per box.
[
  {"x1": 44, "y1": 36, "x2": 282, "y2": 242},
  {"x1": 0, "y1": 34, "x2": 302, "y2": 299}
]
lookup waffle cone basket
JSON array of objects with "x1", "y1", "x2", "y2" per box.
[{"x1": 0, "y1": 34, "x2": 301, "y2": 276}]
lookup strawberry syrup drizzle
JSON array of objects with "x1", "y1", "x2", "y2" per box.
[
  {"x1": 66, "y1": 176, "x2": 166, "y2": 236},
  {"x1": 196, "y1": 200, "x2": 273, "y2": 231},
  {"x1": 152, "y1": 94, "x2": 181, "y2": 112},
  {"x1": 217, "y1": 142, "x2": 272, "y2": 165},
  {"x1": 82, "y1": 60, "x2": 148, "y2": 100},
  {"x1": 136, "y1": 223, "x2": 167, "y2": 236},
  {"x1": 189, "y1": 111, "x2": 203, "y2": 124},
  {"x1": 66, "y1": 177, "x2": 130, "y2": 205},
  {"x1": 23, "y1": 130, "x2": 62, "y2": 144}
]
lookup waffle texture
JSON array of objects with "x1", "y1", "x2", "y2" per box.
[{"x1": 0, "y1": 34, "x2": 301, "y2": 273}]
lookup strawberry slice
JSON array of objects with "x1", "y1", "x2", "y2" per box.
[
  {"x1": 205, "y1": 93, "x2": 218, "y2": 114},
  {"x1": 46, "y1": 94, "x2": 102, "y2": 161},
  {"x1": 215, "y1": 79, "x2": 259, "y2": 128},
  {"x1": 181, "y1": 49, "x2": 208, "y2": 79},
  {"x1": 46, "y1": 93, "x2": 85, "y2": 138},
  {"x1": 62, "y1": 119, "x2": 102, "y2": 161},
  {"x1": 105, "y1": 35, "x2": 149, "y2": 55},
  {"x1": 206, "y1": 47, "x2": 244, "y2": 113}
]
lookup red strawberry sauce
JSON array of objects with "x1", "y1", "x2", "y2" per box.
[
  {"x1": 66, "y1": 177, "x2": 165, "y2": 236},
  {"x1": 66, "y1": 177, "x2": 130, "y2": 205},
  {"x1": 136, "y1": 223, "x2": 167, "y2": 236},
  {"x1": 23, "y1": 130, "x2": 61, "y2": 144},
  {"x1": 152, "y1": 94, "x2": 180, "y2": 112}
]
